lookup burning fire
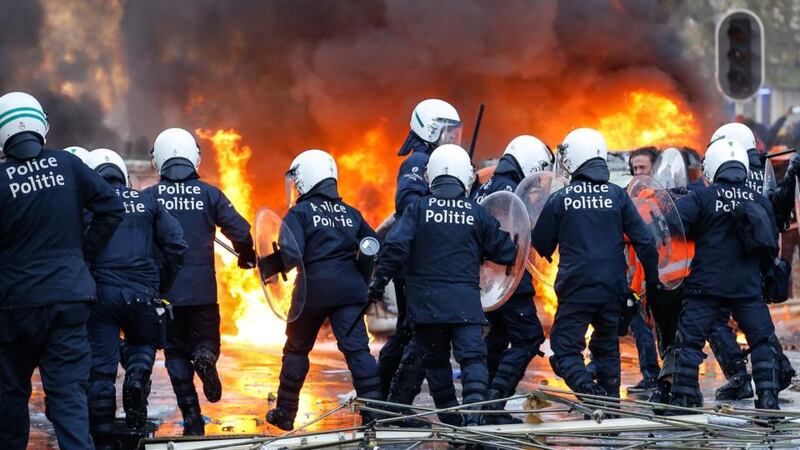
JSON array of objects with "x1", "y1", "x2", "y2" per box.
[
  {"x1": 597, "y1": 90, "x2": 701, "y2": 151},
  {"x1": 197, "y1": 128, "x2": 287, "y2": 345}
]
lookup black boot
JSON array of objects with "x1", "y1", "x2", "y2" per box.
[
  {"x1": 666, "y1": 392, "x2": 703, "y2": 416},
  {"x1": 715, "y1": 373, "x2": 754, "y2": 401},
  {"x1": 779, "y1": 354, "x2": 796, "y2": 392},
  {"x1": 267, "y1": 406, "x2": 295, "y2": 431},
  {"x1": 182, "y1": 405, "x2": 205, "y2": 436},
  {"x1": 755, "y1": 390, "x2": 782, "y2": 422},
  {"x1": 193, "y1": 351, "x2": 222, "y2": 403},
  {"x1": 123, "y1": 369, "x2": 151, "y2": 429},
  {"x1": 482, "y1": 388, "x2": 521, "y2": 425}
]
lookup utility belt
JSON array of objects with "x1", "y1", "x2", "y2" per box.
[{"x1": 122, "y1": 297, "x2": 173, "y2": 349}]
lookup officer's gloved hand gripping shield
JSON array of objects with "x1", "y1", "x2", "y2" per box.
[
  {"x1": 626, "y1": 175, "x2": 689, "y2": 291},
  {"x1": 477, "y1": 191, "x2": 531, "y2": 311},
  {"x1": 514, "y1": 171, "x2": 570, "y2": 286},
  {"x1": 255, "y1": 207, "x2": 306, "y2": 322},
  {"x1": 652, "y1": 147, "x2": 688, "y2": 190}
]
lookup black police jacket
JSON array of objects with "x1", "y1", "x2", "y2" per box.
[
  {"x1": 91, "y1": 180, "x2": 188, "y2": 299},
  {"x1": 677, "y1": 163, "x2": 777, "y2": 299},
  {"x1": 143, "y1": 166, "x2": 253, "y2": 305},
  {"x1": 394, "y1": 133, "x2": 432, "y2": 218},
  {"x1": 532, "y1": 158, "x2": 659, "y2": 303},
  {"x1": 376, "y1": 192, "x2": 517, "y2": 325},
  {"x1": 283, "y1": 180, "x2": 377, "y2": 308},
  {"x1": 0, "y1": 138, "x2": 124, "y2": 309}
]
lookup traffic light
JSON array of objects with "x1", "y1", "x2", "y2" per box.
[{"x1": 716, "y1": 10, "x2": 764, "y2": 100}]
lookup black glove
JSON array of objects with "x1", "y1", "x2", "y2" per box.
[
  {"x1": 618, "y1": 289, "x2": 639, "y2": 337},
  {"x1": 367, "y1": 276, "x2": 390, "y2": 303},
  {"x1": 645, "y1": 279, "x2": 664, "y2": 305},
  {"x1": 787, "y1": 152, "x2": 800, "y2": 179},
  {"x1": 237, "y1": 245, "x2": 257, "y2": 269}
]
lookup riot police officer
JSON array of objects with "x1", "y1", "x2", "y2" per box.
[
  {"x1": 84, "y1": 149, "x2": 187, "y2": 447},
  {"x1": 472, "y1": 135, "x2": 549, "y2": 423},
  {"x1": 670, "y1": 137, "x2": 780, "y2": 411},
  {"x1": 266, "y1": 149, "x2": 382, "y2": 431},
  {"x1": 532, "y1": 128, "x2": 659, "y2": 399},
  {"x1": 0, "y1": 92, "x2": 125, "y2": 449},
  {"x1": 144, "y1": 127, "x2": 256, "y2": 436},
  {"x1": 379, "y1": 99, "x2": 462, "y2": 407},
  {"x1": 370, "y1": 144, "x2": 518, "y2": 426}
]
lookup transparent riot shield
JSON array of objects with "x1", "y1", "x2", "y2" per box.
[
  {"x1": 477, "y1": 191, "x2": 531, "y2": 311},
  {"x1": 514, "y1": 172, "x2": 569, "y2": 286},
  {"x1": 652, "y1": 147, "x2": 688, "y2": 189},
  {"x1": 627, "y1": 175, "x2": 689, "y2": 292},
  {"x1": 764, "y1": 158, "x2": 777, "y2": 197},
  {"x1": 254, "y1": 208, "x2": 306, "y2": 322}
]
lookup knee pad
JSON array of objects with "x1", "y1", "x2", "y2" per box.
[
  {"x1": 124, "y1": 349, "x2": 155, "y2": 374},
  {"x1": 88, "y1": 379, "x2": 116, "y2": 425}
]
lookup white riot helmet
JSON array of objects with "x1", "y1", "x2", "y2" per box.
[
  {"x1": 503, "y1": 135, "x2": 554, "y2": 177},
  {"x1": 152, "y1": 127, "x2": 201, "y2": 173},
  {"x1": 425, "y1": 144, "x2": 475, "y2": 192},
  {"x1": 557, "y1": 128, "x2": 608, "y2": 174},
  {"x1": 703, "y1": 137, "x2": 749, "y2": 181},
  {"x1": 88, "y1": 148, "x2": 129, "y2": 185},
  {"x1": 710, "y1": 122, "x2": 756, "y2": 152},
  {"x1": 0, "y1": 92, "x2": 49, "y2": 153},
  {"x1": 410, "y1": 99, "x2": 462, "y2": 146},
  {"x1": 285, "y1": 149, "x2": 338, "y2": 207},
  {"x1": 64, "y1": 146, "x2": 90, "y2": 164}
]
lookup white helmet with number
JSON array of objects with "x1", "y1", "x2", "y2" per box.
[
  {"x1": 504, "y1": 135, "x2": 553, "y2": 176},
  {"x1": 88, "y1": 148, "x2": 129, "y2": 185},
  {"x1": 152, "y1": 127, "x2": 201, "y2": 172},
  {"x1": 426, "y1": 144, "x2": 475, "y2": 191},
  {"x1": 557, "y1": 128, "x2": 608, "y2": 174},
  {"x1": 64, "y1": 146, "x2": 90, "y2": 164},
  {"x1": 410, "y1": 99, "x2": 462, "y2": 145},
  {"x1": 0, "y1": 92, "x2": 49, "y2": 152},
  {"x1": 710, "y1": 122, "x2": 756, "y2": 152},
  {"x1": 285, "y1": 149, "x2": 338, "y2": 206},
  {"x1": 703, "y1": 137, "x2": 749, "y2": 181}
]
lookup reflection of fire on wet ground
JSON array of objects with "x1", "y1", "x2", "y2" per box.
[{"x1": 31, "y1": 333, "x2": 785, "y2": 447}]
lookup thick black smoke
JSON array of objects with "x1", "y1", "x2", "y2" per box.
[{"x1": 0, "y1": 1, "x2": 120, "y2": 151}]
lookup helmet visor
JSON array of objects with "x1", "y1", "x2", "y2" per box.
[
  {"x1": 435, "y1": 119, "x2": 463, "y2": 146},
  {"x1": 285, "y1": 170, "x2": 300, "y2": 208}
]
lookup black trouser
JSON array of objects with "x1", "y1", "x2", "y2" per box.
[
  {"x1": 672, "y1": 295, "x2": 778, "y2": 401},
  {"x1": 648, "y1": 286, "x2": 683, "y2": 380},
  {"x1": 378, "y1": 279, "x2": 431, "y2": 405},
  {"x1": 0, "y1": 303, "x2": 93, "y2": 450},
  {"x1": 484, "y1": 294, "x2": 545, "y2": 398},
  {"x1": 277, "y1": 304, "x2": 381, "y2": 420},
  {"x1": 416, "y1": 323, "x2": 488, "y2": 424},
  {"x1": 550, "y1": 300, "x2": 621, "y2": 397},
  {"x1": 164, "y1": 304, "x2": 221, "y2": 419},
  {"x1": 87, "y1": 292, "x2": 163, "y2": 437}
]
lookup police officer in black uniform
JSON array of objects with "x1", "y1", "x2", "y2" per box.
[
  {"x1": 266, "y1": 149, "x2": 382, "y2": 431},
  {"x1": 533, "y1": 128, "x2": 659, "y2": 399},
  {"x1": 144, "y1": 127, "x2": 255, "y2": 436},
  {"x1": 670, "y1": 137, "x2": 781, "y2": 410},
  {"x1": 84, "y1": 148, "x2": 187, "y2": 447},
  {"x1": 698, "y1": 123, "x2": 797, "y2": 402},
  {"x1": 472, "y1": 135, "x2": 549, "y2": 424},
  {"x1": 0, "y1": 92, "x2": 125, "y2": 449},
  {"x1": 370, "y1": 144, "x2": 518, "y2": 426},
  {"x1": 379, "y1": 99, "x2": 463, "y2": 407}
]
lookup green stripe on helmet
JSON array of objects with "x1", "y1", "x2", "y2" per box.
[
  {"x1": 0, "y1": 107, "x2": 45, "y2": 123},
  {"x1": 0, "y1": 113, "x2": 48, "y2": 131},
  {"x1": 414, "y1": 111, "x2": 425, "y2": 128}
]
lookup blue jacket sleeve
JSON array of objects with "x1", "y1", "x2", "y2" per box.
[
  {"x1": 75, "y1": 160, "x2": 125, "y2": 262},
  {"x1": 676, "y1": 190, "x2": 702, "y2": 237},
  {"x1": 375, "y1": 204, "x2": 418, "y2": 280},
  {"x1": 280, "y1": 208, "x2": 305, "y2": 269},
  {"x1": 153, "y1": 199, "x2": 188, "y2": 294},
  {"x1": 531, "y1": 194, "x2": 560, "y2": 261},
  {"x1": 214, "y1": 189, "x2": 254, "y2": 256},
  {"x1": 480, "y1": 210, "x2": 517, "y2": 266},
  {"x1": 621, "y1": 194, "x2": 659, "y2": 283},
  {"x1": 395, "y1": 158, "x2": 429, "y2": 216},
  {"x1": 356, "y1": 210, "x2": 378, "y2": 241}
]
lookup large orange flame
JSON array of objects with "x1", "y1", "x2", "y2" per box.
[{"x1": 197, "y1": 128, "x2": 287, "y2": 345}]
